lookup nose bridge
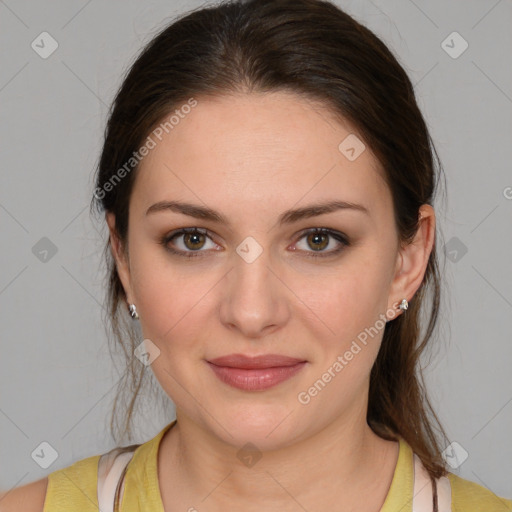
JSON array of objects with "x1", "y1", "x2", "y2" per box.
[
  {"x1": 220, "y1": 239, "x2": 287, "y2": 335},
  {"x1": 234, "y1": 247, "x2": 272, "y2": 294}
]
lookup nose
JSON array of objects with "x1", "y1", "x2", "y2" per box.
[{"x1": 219, "y1": 246, "x2": 290, "y2": 339}]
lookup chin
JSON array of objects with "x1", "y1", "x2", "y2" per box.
[{"x1": 210, "y1": 409, "x2": 303, "y2": 451}]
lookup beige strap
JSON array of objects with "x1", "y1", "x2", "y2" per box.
[
  {"x1": 97, "y1": 448, "x2": 135, "y2": 512},
  {"x1": 412, "y1": 453, "x2": 452, "y2": 511}
]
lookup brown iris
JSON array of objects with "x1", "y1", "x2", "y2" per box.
[
  {"x1": 183, "y1": 231, "x2": 206, "y2": 250},
  {"x1": 307, "y1": 232, "x2": 329, "y2": 251}
]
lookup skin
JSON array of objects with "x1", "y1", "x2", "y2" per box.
[{"x1": 107, "y1": 91, "x2": 435, "y2": 511}]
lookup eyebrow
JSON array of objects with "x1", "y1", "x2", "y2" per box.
[{"x1": 145, "y1": 199, "x2": 369, "y2": 226}]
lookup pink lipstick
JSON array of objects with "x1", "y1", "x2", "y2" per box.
[{"x1": 206, "y1": 354, "x2": 307, "y2": 391}]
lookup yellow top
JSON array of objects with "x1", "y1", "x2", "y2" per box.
[{"x1": 43, "y1": 420, "x2": 512, "y2": 511}]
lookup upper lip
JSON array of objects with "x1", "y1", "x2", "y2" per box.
[{"x1": 207, "y1": 354, "x2": 306, "y2": 369}]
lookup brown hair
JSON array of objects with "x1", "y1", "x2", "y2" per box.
[{"x1": 90, "y1": 0, "x2": 450, "y2": 480}]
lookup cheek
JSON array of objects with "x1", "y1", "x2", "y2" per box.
[
  {"x1": 131, "y1": 260, "x2": 211, "y2": 400},
  {"x1": 127, "y1": 242, "x2": 204, "y2": 345},
  {"x1": 296, "y1": 271, "x2": 390, "y2": 413},
  {"x1": 303, "y1": 256, "x2": 390, "y2": 334},
  {"x1": 296, "y1": 251, "x2": 393, "y2": 380}
]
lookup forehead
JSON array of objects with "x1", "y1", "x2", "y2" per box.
[{"x1": 132, "y1": 91, "x2": 391, "y2": 220}]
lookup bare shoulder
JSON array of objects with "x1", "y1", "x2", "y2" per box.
[{"x1": 0, "y1": 477, "x2": 48, "y2": 512}]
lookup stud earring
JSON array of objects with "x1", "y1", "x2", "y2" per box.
[
  {"x1": 397, "y1": 298, "x2": 408, "y2": 311},
  {"x1": 128, "y1": 303, "x2": 139, "y2": 319}
]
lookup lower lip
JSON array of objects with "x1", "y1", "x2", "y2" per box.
[{"x1": 206, "y1": 361, "x2": 307, "y2": 391}]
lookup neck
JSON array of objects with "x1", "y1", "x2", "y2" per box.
[{"x1": 159, "y1": 402, "x2": 399, "y2": 510}]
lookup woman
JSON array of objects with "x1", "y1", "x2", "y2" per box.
[{"x1": 2, "y1": 0, "x2": 510, "y2": 510}]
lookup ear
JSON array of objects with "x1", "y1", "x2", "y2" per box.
[
  {"x1": 387, "y1": 204, "x2": 436, "y2": 318},
  {"x1": 106, "y1": 212, "x2": 134, "y2": 304}
]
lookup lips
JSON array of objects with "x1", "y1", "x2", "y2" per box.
[
  {"x1": 206, "y1": 353, "x2": 307, "y2": 391},
  {"x1": 207, "y1": 353, "x2": 306, "y2": 369}
]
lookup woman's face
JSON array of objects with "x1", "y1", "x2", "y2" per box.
[{"x1": 108, "y1": 91, "x2": 431, "y2": 449}]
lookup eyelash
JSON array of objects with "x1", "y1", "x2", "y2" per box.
[{"x1": 159, "y1": 227, "x2": 350, "y2": 259}]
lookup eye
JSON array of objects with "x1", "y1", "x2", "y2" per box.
[
  {"x1": 160, "y1": 227, "x2": 350, "y2": 259},
  {"x1": 160, "y1": 228, "x2": 218, "y2": 258},
  {"x1": 293, "y1": 228, "x2": 349, "y2": 258}
]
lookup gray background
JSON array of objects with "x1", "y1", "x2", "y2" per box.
[{"x1": 1, "y1": 0, "x2": 511, "y2": 500}]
